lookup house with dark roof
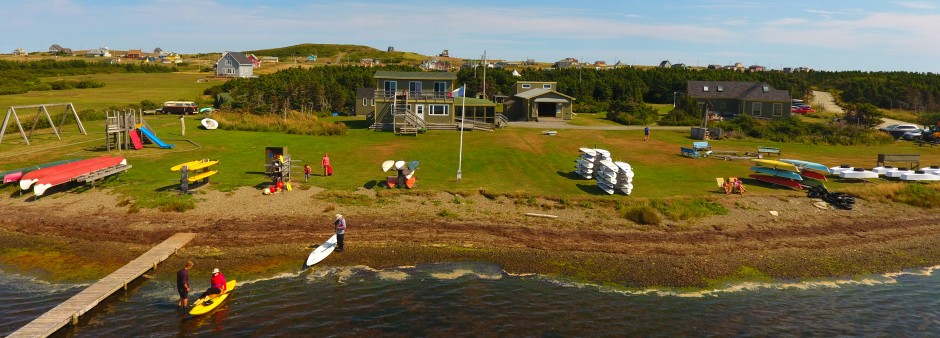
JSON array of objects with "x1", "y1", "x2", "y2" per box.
[
  {"x1": 504, "y1": 81, "x2": 575, "y2": 121},
  {"x1": 686, "y1": 81, "x2": 791, "y2": 119},
  {"x1": 354, "y1": 87, "x2": 376, "y2": 116},
  {"x1": 126, "y1": 49, "x2": 142, "y2": 59},
  {"x1": 215, "y1": 51, "x2": 253, "y2": 77},
  {"x1": 365, "y1": 71, "x2": 499, "y2": 133}
]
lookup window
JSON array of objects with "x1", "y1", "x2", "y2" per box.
[
  {"x1": 429, "y1": 104, "x2": 449, "y2": 116},
  {"x1": 434, "y1": 81, "x2": 447, "y2": 93},
  {"x1": 717, "y1": 86, "x2": 724, "y2": 92},
  {"x1": 703, "y1": 86, "x2": 709, "y2": 92},
  {"x1": 751, "y1": 102, "x2": 762, "y2": 116},
  {"x1": 224, "y1": 68, "x2": 234, "y2": 74},
  {"x1": 773, "y1": 103, "x2": 783, "y2": 116},
  {"x1": 543, "y1": 84, "x2": 552, "y2": 89},
  {"x1": 409, "y1": 81, "x2": 422, "y2": 94},
  {"x1": 371, "y1": 99, "x2": 375, "y2": 106},
  {"x1": 362, "y1": 98, "x2": 367, "y2": 106},
  {"x1": 224, "y1": 60, "x2": 232, "y2": 66},
  {"x1": 720, "y1": 102, "x2": 727, "y2": 109},
  {"x1": 521, "y1": 84, "x2": 531, "y2": 89},
  {"x1": 762, "y1": 86, "x2": 769, "y2": 93}
]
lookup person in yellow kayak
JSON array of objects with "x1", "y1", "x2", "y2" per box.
[{"x1": 198, "y1": 268, "x2": 227, "y2": 300}]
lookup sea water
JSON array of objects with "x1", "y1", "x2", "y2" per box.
[{"x1": 2, "y1": 262, "x2": 940, "y2": 337}]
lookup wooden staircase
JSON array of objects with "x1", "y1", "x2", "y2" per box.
[{"x1": 392, "y1": 93, "x2": 425, "y2": 135}]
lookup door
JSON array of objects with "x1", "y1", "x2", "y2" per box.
[
  {"x1": 414, "y1": 104, "x2": 425, "y2": 121},
  {"x1": 384, "y1": 80, "x2": 397, "y2": 97}
]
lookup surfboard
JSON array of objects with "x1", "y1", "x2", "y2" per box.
[
  {"x1": 780, "y1": 159, "x2": 831, "y2": 174},
  {"x1": 749, "y1": 174, "x2": 803, "y2": 190},
  {"x1": 394, "y1": 160, "x2": 405, "y2": 170},
  {"x1": 305, "y1": 234, "x2": 337, "y2": 267},
  {"x1": 750, "y1": 166, "x2": 803, "y2": 180},
  {"x1": 187, "y1": 170, "x2": 219, "y2": 183},
  {"x1": 200, "y1": 118, "x2": 219, "y2": 130},
  {"x1": 171, "y1": 160, "x2": 204, "y2": 172},
  {"x1": 751, "y1": 159, "x2": 800, "y2": 173},
  {"x1": 190, "y1": 280, "x2": 237, "y2": 316},
  {"x1": 381, "y1": 160, "x2": 395, "y2": 172}
]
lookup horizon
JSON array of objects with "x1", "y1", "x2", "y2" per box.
[{"x1": 4, "y1": 0, "x2": 940, "y2": 73}]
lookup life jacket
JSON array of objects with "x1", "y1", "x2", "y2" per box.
[{"x1": 211, "y1": 273, "x2": 226, "y2": 289}]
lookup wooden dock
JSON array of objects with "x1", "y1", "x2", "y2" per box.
[{"x1": 9, "y1": 233, "x2": 196, "y2": 338}]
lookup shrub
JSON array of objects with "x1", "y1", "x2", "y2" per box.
[
  {"x1": 606, "y1": 100, "x2": 658, "y2": 125},
  {"x1": 622, "y1": 205, "x2": 662, "y2": 225},
  {"x1": 650, "y1": 198, "x2": 728, "y2": 221},
  {"x1": 714, "y1": 115, "x2": 894, "y2": 145},
  {"x1": 213, "y1": 111, "x2": 348, "y2": 136}
]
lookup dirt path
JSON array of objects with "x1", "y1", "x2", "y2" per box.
[
  {"x1": 2, "y1": 187, "x2": 939, "y2": 287},
  {"x1": 811, "y1": 90, "x2": 844, "y2": 114}
]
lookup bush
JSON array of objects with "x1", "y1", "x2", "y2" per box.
[
  {"x1": 714, "y1": 115, "x2": 894, "y2": 145},
  {"x1": 622, "y1": 205, "x2": 662, "y2": 225},
  {"x1": 213, "y1": 111, "x2": 348, "y2": 136},
  {"x1": 651, "y1": 198, "x2": 728, "y2": 221},
  {"x1": 658, "y1": 107, "x2": 700, "y2": 126},
  {"x1": 606, "y1": 100, "x2": 658, "y2": 125}
]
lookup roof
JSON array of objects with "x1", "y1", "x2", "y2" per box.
[
  {"x1": 374, "y1": 71, "x2": 456, "y2": 80},
  {"x1": 686, "y1": 81, "x2": 790, "y2": 102},
  {"x1": 514, "y1": 88, "x2": 576, "y2": 100},
  {"x1": 356, "y1": 87, "x2": 375, "y2": 97},
  {"x1": 222, "y1": 51, "x2": 251, "y2": 65}
]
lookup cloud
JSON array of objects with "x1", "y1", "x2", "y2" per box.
[{"x1": 895, "y1": 1, "x2": 937, "y2": 10}]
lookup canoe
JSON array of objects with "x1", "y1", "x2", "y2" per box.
[
  {"x1": 780, "y1": 159, "x2": 831, "y2": 174},
  {"x1": 751, "y1": 159, "x2": 800, "y2": 173},
  {"x1": 190, "y1": 280, "x2": 237, "y2": 316},
  {"x1": 20, "y1": 156, "x2": 116, "y2": 191},
  {"x1": 750, "y1": 166, "x2": 803, "y2": 181},
  {"x1": 34, "y1": 157, "x2": 127, "y2": 196},
  {"x1": 2, "y1": 158, "x2": 83, "y2": 184},
  {"x1": 749, "y1": 174, "x2": 803, "y2": 190},
  {"x1": 839, "y1": 168, "x2": 878, "y2": 179}
]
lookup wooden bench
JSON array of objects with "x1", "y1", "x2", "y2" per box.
[
  {"x1": 693, "y1": 141, "x2": 711, "y2": 152},
  {"x1": 757, "y1": 146, "x2": 781, "y2": 157},
  {"x1": 681, "y1": 147, "x2": 700, "y2": 158}
]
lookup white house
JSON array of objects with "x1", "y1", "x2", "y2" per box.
[
  {"x1": 215, "y1": 51, "x2": 253, "y2": 78},
  {"x1": 86, "y1": 47, "x2": 111, "y2": 57},
  {"x1": 13, "y1": 48, "x2": 28, "y2": 55}
]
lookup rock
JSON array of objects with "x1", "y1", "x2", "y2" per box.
[{"x1": 769, "y1": 210, "x2": 779, "y2": 217}]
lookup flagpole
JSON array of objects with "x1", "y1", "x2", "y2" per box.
[{"x1": 457, "y1": 84, "x2": 466, "y2": 181}]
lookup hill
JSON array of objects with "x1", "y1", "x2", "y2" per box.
[{"x1": 245, "y1": 43, "x2": 428, "y2": 65}]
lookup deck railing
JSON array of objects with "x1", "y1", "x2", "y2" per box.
[{"x1": 374, "y1": 90, "x2": 454, "y2": 101}]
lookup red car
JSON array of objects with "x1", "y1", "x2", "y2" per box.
[{"x1": 791, "y1": 106, "x2": 816, "y2": 115}]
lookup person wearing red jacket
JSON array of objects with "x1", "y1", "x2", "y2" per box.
[{"x1": 199, "y1": 268, "x2": 227, "y2": 299}]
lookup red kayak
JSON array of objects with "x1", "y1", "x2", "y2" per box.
[
  {"x1": 749, "y1": 174, "x2": 803, "y2": 190},
  {"x1": 800, "y1": 170, "x2": 827, "y2": 181},
  {"x1": 33, "y1": 157, "x2": 126, "y2": 196}
]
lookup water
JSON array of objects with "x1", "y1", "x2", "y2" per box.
[{"x1": 2, "y1": 263, "x2": 940, "y2": 337}]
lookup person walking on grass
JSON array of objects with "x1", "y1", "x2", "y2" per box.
[
  {"x1": 304, "y1": 164, "x2": 311, "y2": 182},
  {"x1": 644, "y1": 125, "x2": 650, "y2": 141},
  {"x1": 176, "y1": 261, "x2": 193, "y2": 307},
  {"x1": 334, "y1": 214, "x2": 346, "y2": 252},
  {"x1": 321, "y1": 153, "x2": 332, "y2": 176}
]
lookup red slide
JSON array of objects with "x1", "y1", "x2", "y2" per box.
[{"x1": 129, "y1": 129, "x2": 143, "y2": 150}]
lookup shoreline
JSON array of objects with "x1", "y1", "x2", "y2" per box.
[{"x1": 2, "y1": 187, "x2": 940, "y2": 288}]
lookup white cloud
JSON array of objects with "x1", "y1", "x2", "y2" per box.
[{"x1": 895, "y1": 1, "x2": 937, "y2": 10}]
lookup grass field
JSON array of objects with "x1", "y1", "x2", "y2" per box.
[{"x1": 2, "y1": 72, "x2": 939, "y2": 208}]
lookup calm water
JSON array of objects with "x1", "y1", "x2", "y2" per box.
[{"x1": 2, "y1": 262, "x2": 940, "y2": 337}]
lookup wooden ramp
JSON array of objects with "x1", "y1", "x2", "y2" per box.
[{"x1": 9, "y1": 233, "x2": 196, "y2": 338}]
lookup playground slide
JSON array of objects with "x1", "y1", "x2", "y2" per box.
[
  {"x1": 129, "y1": 129, "x2": 143, "y2": 150},
  {"x1": 139, "y1": 127, "x2": 174, "y2": 149}
]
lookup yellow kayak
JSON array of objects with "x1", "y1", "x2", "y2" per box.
[
  {"x1": 171, "y1": 160, "x2": 219, "y2": 172},
  {"x1": 751, "y1": 159, "x2": 800, "y2": 173},
  {"x1": 189, "y1": 280, "x2": 236, "y2": 316}
]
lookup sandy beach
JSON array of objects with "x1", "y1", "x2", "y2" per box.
[{"x1": 2, "y1": 185, "x2": 939, "y2": 288}]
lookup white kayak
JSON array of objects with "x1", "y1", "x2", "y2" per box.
[
  {"x1": 305, "y1": 234, "x2": 337, "y2": 267},
  {"x1": 201, "y1": 118, "x2": 219, "y2": 130}
]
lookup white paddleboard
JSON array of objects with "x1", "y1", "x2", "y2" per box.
[
  {"x1": 201, "y1": 118, "x2": 219, "y2": 130},
  {"x1": 305, "y1": 234, "x2": 337, "y2": 267},
  {"x1": 382, "y1": 160, "x2": 395, "y2": 172},
  {"x1": 394, "y1": 160, "x2": 405, "y2": 170}
]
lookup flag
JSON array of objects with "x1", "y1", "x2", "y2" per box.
[{"x1": 449, "y1": 86, "x2": 464, "y2": 98}]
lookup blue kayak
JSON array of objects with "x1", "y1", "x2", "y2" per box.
[
  {"x1": 750, "y1": 166, "x2": 804, "y2": 180},
  {"x1": 779, "y1": 159, "x2": 831, "y2": 174}
]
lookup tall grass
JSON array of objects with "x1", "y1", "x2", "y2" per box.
[
  {"x1": 213, "y1": 111, "x2": 347, "y2": 136},
  {"x1": 849, "y1": 182, "x2": 940, "y2": 208}
]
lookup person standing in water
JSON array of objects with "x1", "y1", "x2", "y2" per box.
[{"x1": 176, "y1": 261, "x2": 193, "y2": 307}]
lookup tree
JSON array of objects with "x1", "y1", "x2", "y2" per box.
[{"x1": 843, "y1": 103, "x2": 883, "y2": 129}]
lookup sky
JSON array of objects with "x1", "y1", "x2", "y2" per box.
[{"x1": 3, "y1": 0, "x2": 940, "y2": 72}]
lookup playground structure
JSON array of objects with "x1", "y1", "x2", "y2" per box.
[
  {"x1": 105, "y1": 109, "x2": 173, "y2": 151},
  {"x1": 171, "y1": 159, "x2": 219, "y2": 193},
  {"x1": 1, "y1": 103, "x2": 87, "y2": 145},
  {"x1": 265, "y1": 146, "x2": 295, "y2": 193}
]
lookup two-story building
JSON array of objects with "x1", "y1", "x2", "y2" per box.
[
  {"x1": 364, "y1": 71, "x2": 500, "y2": 134},
  {"x1": 503, "y1": 81, "x2": 575, "y2": 121},
  {"x1": 215, "y1": 51, "x2": 253, "y2": 78},
  {"x1": 686, "y1": 80, "x2": 791, "y2": 120}
]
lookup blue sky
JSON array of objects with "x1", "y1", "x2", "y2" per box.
[{"x1": 4, "y1": 0, "x2": 940, "y2": 72}]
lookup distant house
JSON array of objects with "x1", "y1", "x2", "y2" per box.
[
  {"x1": 246, "y1": 54, "x2": 261, "y2": 68},
  {"x1": 86, "y1": 47, "x2": 111, "y2": 57},
  {"x1": 421, "y1": 58, "x2": 447, "y2": 71},
  {"x1": 387, "y1": 46, "x2": 395, "y2": 52},
  {"x1": 748, "y1": 65, "x2": 765, "y2": 72},
  {"x1": 672, "y1": 63, "x2": 686, "y2": 69},
  {"x1": 613, "y1": 61, "x2": 627, "y2": 68},
  {"x1": 48, "y1": 44, "x2": 73, "y2": 55},
  {"x1": 306, "y1": 54, "x2": 317, "y2": 62},
  {"x1": 659, "y1": 60, "x2": 672, "y2": 68},
  {"x1": 553, "y1": 58, "x2": 578, "y2": 69},
  {"x1": 13, "y1": 48, "x2": 28, "y2": 56},
  {"x1": 439, "y1": 49, "x2": 449, "y2": 57},
  {"x1": 707, "y1": 64, "x2": 722, "y2": 70},
  {"x1": 360, "y1": 58, "x2": 379, "y2": 67},
  {"x1": 261, "y1": 56, "x2": 279, "y2": 63},
  {"x1": 504, "y1": 81, "x2": 575, "y2": 121},
  {"x1": 686, "y1": 80, "x2": 791, "y2": 120},
  {"x1": 215, "y1": 51, "x2": 253, "y2": 78},
  {"x1": 153, "y1": 47, "x2": 163, "y2": 55},
  {"x1": 126, "y1": 49, "x2": 142, "y2": 59}
]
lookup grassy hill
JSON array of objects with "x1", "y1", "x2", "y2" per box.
[{"x1": 245, "y1": 43, "x2": 429, "y2": 65}]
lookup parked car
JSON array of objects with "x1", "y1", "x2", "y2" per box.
[
  {"x1": 901, "y1": 129, "x2": 924, "y2": 140},
  {"x1": 879, "y1": 124, "x2": 920, "y2": 139},
  {"x1": 791, "y1": 106, "x2": 816, "y2": 115}
]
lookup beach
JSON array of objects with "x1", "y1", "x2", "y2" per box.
[{"x1": 2, "y1": 186, "x2": 939, "y2": 288}]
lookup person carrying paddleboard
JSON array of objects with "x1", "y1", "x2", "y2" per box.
[
  {"x1": 199, "y1": 268, "x2": 227, "y2": 299},
  {"x1": 334, "y1": 214, "x2": 346, "y2": 252}
]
